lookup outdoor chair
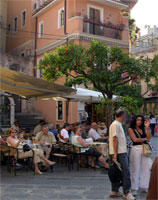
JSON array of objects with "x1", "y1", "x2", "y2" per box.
[
  {"x1": 0, "y1": 144, "x2": 35, "y2": 176},
  {"x1": 71, "y1": 145, "x2": 96, "y2": 171},
  {"x1": 50, "y1": 142, "x2": 73, "y2": 172}
]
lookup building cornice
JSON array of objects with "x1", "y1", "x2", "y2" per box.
[
  {"x1": 32, "y1": 0, "x2": 61, "y2": 18},
  {"x1": 89, "y1": 0, "x2": 128, "y2": 10},
  {"x1": 36, "y1": 32, "x2": 129, "y2": 56}
]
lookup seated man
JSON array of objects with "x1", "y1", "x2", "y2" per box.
[
  {"x1": 59, "y1": 123, "x2": 70, "y2": 143},
  {"x1": 11, "y1": 120, "x2": 21, "y2": 134},
  {"x1": 98, "y1": 123, "x2": 108, "y2": 137},
  {"x1": 88, "y1": 122, "x2": 108, "y2": 142},
  {"x1": 33, "y1": 120, "x2": 45, "y2": 136},
  {"x1": 48, "y1": 123, "x2": 58, "y2": 141},
  {"x1": 36, "y1": 125, "x2": 56, "y2": 159}
]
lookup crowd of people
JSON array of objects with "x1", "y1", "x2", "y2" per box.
[{"x1": 0, "y1": 111, "x2": 158, "y2": 200}]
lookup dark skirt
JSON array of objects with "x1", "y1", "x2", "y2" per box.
[{"x1": 82, "y1": 147, "x2": 101, "y2": 159}]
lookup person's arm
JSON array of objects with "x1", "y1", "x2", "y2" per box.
[
  {"x1": 7, "y1": 134, "x2": 23, "y2": 148},
  {"x1": 0, "y1": 138, "x2": 7, "y2": 144},
  {"x1": 144, "y1": 120, "x2": 152, "y2": 140},
  {"x1": 113, "y1": 136, "x2": 118, "y2": 161},
  {"x1": 77, "y1": 136, "x2": 89, "y2": 147},
  {"x1": 128, "y1": 128, "x2": 148, "y2": 142}
]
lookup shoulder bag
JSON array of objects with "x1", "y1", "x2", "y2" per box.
[{"x1": 134, "y1": 129, "x2": 152, "y2": 157}]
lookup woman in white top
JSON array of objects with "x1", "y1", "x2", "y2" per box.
[
  {"x1": 7, "y1": 128, "x2": 55, "y2": 175},
  {"x1": 71, "y1": 126, "x2": 109, "y2": 169}
]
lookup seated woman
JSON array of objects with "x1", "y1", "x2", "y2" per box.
[
  {"x1": 71, "y1": 126, "x2": 109, "y2": 169},
  {"x1": 7, "y1": 128, "x2": 55, "y2": 175}
]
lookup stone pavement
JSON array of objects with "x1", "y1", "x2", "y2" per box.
[{"x1": 0, "y1": 136, "x2": 157, "y2": 200}]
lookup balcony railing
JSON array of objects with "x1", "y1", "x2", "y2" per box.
[{"x1": 83, "y1": 18, "x2": 124, "y2": 40}]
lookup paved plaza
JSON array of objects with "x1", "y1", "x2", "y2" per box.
[{"x1": 1, "y1": 136, "x2": 157, "y2": 200}]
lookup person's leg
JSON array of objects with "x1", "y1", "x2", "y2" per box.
[
  {"x1": 45, "y1": 149, "x2": 51, "y2": 159},
  {"x1": 117, "y1": 153, "x2": 131, "y2": 195},
  {"x1": 98, "y1": 155, "x2": 109, "y2": 168},
  {"x1": 35, "y1": 149, "x2": 55, "y2": 166},
  {"x1": 130, "y1": 146, "x2": 142, "y2": 191},
  {"x1": 18, "y1": 150, "x2": 42, "y2": 173},
  {"x1": 139, "y1": 155, "x2": 150, "y2": 190}
]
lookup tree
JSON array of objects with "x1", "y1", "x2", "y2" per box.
[
  {"x1": 38, "y1": 41, "x2": 156, "y2": 126},
  {"x1": 114, "y1": 84, "x2": 144, "y2": 108}
]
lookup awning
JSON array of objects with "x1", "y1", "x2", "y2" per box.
[
  {"x1": 0, "y1": 67, "x2": 76, "y2": 100},
  {"x1": 65, "y1": 87, "x2": 117, "y2": 103}
]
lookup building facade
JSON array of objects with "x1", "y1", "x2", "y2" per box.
[
  {"x1": 5, "y1": 0, "x2": 138, "y2": 127},
  {"x1": 132, "y1": 26, "x2": 158, "y2": 114}
]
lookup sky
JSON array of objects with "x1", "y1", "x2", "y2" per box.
[{"x1": 131, "y1": 0, "x2": 158, "y2": 36}]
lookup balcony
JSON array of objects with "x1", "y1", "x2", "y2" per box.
[{"x1": 83, "y1": 17, "x2": 125, "y2": 40}]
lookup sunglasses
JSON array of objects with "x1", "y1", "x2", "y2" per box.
[
  {"x1": 137, "y1": 119, "x2": 142, "y2": 121},
  {"x1": 11, "y1": 132, "x2": 17, "y2": 133}
]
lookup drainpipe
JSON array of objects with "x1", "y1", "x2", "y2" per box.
[
  {"x1": 34, "y1": 17, "x2": 38, "y2": 77},
  {"x1": 64, "y1": 0, "x2": 67, "y2": 35}
]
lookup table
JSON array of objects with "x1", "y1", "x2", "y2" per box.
[{"x1": 91, "y1": 142, "x2": 109, "y2": 160}]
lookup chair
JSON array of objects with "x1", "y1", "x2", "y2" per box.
[
  {"x1": 0, "y1": 144, "x2": 35, "y2": 176},
  {"x1": 50, "y1": 142, "x2": 73, "y2": 171},
  {"x1": 71, "y1": 145, "x2": 96, "y2": 171}
]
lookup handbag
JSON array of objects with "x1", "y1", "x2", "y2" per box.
[
  {"x1": 23, "y1": 144, "x2": 32, "y2": 152},
  {"x1": 108, "y1": 161, "x2": 122, "y2": 186},
  {"x1": 142, "y1": 143, "x2": 153, "y2": 157},
  {"x1": 135, "y1": 129, "x2": 153, "y2": 157}
]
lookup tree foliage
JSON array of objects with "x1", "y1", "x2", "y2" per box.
[
  {"x1": 39, "y1": 41, "x2": 155, "y2": 99},
  {"x1": 38, "y1": 41, "x2": 156, "y2": 125}
]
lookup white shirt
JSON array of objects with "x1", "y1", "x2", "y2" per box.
[
  {"x1": 109, "y1": 120, "x2": 127, "y2": 155},
  {"x1": 59, "y1": 128, "x2": 69, "y2": 143},
  {"x1": 88, "y1": 128, "x2": 101, "y2": 141},
  {"x1": 150, "y1": 118, "x2": 156, "y2": 124}
]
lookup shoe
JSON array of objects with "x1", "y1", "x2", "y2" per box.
[
  {"x1": 131, "y1": 190, "x2": 137, "y2": 196},
  {"x1": 123, "y1": 193, "x2": 135, "y2": 200},
  {"x1": 35, "y1": 171, "x2": 43, "y2": 175},
  {"x1": 45, "y1": 161, "x2": 56, "y2": 167},
  {"x1": 139, "y1": 188, "x2": 148, "y2": 193},
  {"x1": 109, "y1": 191, "x2": 122, "y2": 198}
]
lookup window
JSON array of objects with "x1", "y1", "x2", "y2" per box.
[
  {"x1": 20, "y1": 52, "x2": 25, "y2": 57},
  {"x1": 34, "y1": 3, "x2": 37, "y2": 10},
  {"x1": 13, "y1": 17, "x2": 18, "y2": 32},
  {"x1": 39, "y1": 21, "x2": 44, "y2": 38},
  {"x1": 21, "y1": 10, "x2": 26, "y2": 27},
  {"x1": 57, "y1": 101, "x2": 63, "y2": 121},
  {"x1": 8, "y1": 24, "x2": 11, "y2": 31},
  {"x1": 58, "y1": 8, "x2": 64, "y2": 28}
]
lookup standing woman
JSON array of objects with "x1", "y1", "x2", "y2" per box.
[{"x1": 128, "y1": 115, "x2": 151, "y2": 196}]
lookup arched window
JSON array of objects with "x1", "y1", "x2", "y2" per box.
[{"x1": 58, "y1": 8, "x2": 64, "y2": 28}]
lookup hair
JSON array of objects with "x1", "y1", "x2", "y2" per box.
[
  {"x1": 74, "y1": 126, "x2": 82, "y2": 134},
  {"x1": 63, "y1": 123, "x2": 70, "y2": 128},
  {"x1": 81, "y1": 121, "x2": 87, "y2": 125},
  {"x1": 42, "y1": 125, "x2": 48, "y2": 129},
  {"x1": 130, "y1": 115, "x2": 145, "y2": 131},
  {"x1": 39, "y1": 120, "x2": 45, "y2": 124},
  {"x1": 115, "y1": 110, "x2": 125, "y2": 118},
  {"x1": 150, "y1": 114, "x2": 154, "y2": 119},
  {"x1": 9, "y1": 128, "x2": 16, "y2": 134},
  {"x1": 14, "y1": 120, "x2": 19, "y2": 124}
]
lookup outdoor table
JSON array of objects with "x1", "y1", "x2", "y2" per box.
[{"x1": 90, "y1": 142, "x2": 109, "y2": 160}]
